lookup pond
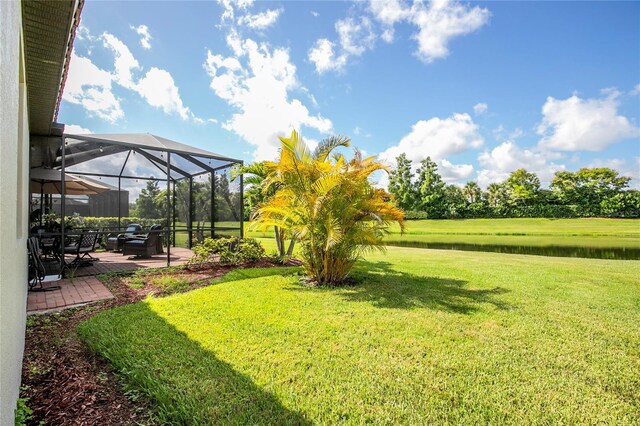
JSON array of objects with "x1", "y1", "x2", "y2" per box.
[{"x1": 386, "y1": 241, "x2": 640, "y2": 260}]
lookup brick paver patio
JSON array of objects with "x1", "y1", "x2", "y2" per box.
[{"x1": 28, "y1": 247, "x2": 193, "y2": 314}]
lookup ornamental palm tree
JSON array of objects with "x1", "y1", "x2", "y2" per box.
[
  {"x1": 251, "y1": 130, "x2": 405, "y2": 286},
  {"x1": 234, "y1": 161, "x2": 295, "y2": 256}
]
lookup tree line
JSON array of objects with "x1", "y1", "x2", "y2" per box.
[
  {"x1": 131, "y1": 174, "x2": 241, "y2": 222},
  {"x1": 387, "y1": 154, "x2": 639, "y2": 219}
]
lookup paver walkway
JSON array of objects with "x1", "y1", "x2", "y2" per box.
[
  {"x1": 28, "y1": 247, "x2": 193, "y2": 314},
  {"x1": 27, "y1": 276, "x2": 113, "y2": 314}
]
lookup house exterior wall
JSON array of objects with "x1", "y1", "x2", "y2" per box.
[{"x1": 0, "y1": 0, "x2": 29, "y2": 423}]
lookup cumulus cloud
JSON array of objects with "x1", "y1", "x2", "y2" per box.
[
  {"x1": 238, "y1": 8, "x2": 283, "y2": 29},
  {"x1": 313, "y1": 0, "x2": 490, "y2": 72},
  {"x1": 136, "y1": 68, "x2": 192, "y2": 120},
  {"x1": 64, "y1": 124, "x2": 92, "y2": 134},
  {"x1": 537, "y1": 91, "x2": 640, "y2": 151},
  {"x1": 204, "y1": 36, "x2": 332, "y2": 160},
  {"x1": 218, "y1": 0, "x2": 255, "y2": 23},
  {"x1": 64, "y1": 30, "x2": 199, "y2": 123},
  {"x1": 476, "y1": 141, "x2": 565, "y2": 188},
  {"x1": 630, "y1": 83, "x2": 640, "y2": 96},
  {"x1": 408, "y1": 0, "x2": 490, "y2": 63},
  {"x1": 102, "y1": 32, "x2": 140, "y2": 89},
  {"x1": 473, "y1": 102, "x2": 488, "y2": 115},
  {"x1": 308, "y1": 39, "x2": 346, "y2": 74},
  {"x1": 439, "y1": 158, "x2": 474, "y2": 183},
  {"x1": 308, "y1": 16, "x2": 376, "y2": 73},
  {"x1": 130, "y1": 24, "x2": 152, "y2": 49},
  {"x1": 379, "y1": 113, "x2": 483, "y2": 165},
  {"x1": 63, "y1": 53, "x2": 124, "y2": 122}
]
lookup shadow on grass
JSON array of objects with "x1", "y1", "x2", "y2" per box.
[
  {"x1": 78, "y1": 302, "x2": 311, "y2": 425},
  {"x1": 289, "y1": 260, "x2": 511, "y2": 314}
]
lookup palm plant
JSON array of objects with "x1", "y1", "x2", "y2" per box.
[
  {"x1": 235, "y1": 162, "x2": 295, "y2": 256},
  {"x1": 251, "y1": 130, "x2": 405, "y2": 286}
]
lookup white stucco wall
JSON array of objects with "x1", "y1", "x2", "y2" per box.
[{"x1": 0, "y1": 0, "x2": 29, "y2": 423}]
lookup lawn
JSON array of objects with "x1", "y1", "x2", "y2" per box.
[
  {"x1": 247, "y1": 218, "x2": 640, "y2": 249},
  {"x1": 382, "y1": 218, "x2": 640, "y2": 249},
  {"x1": 78, "y1": 247, "x2": 640, "y2": 424}
]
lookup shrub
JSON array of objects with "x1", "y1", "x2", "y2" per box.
[
  {"x1": 403, "y1": 210, "x2": 429, "y2": 220},
  {"x1": 189, "y1": 237, "x2": 265, "y2": 267}
]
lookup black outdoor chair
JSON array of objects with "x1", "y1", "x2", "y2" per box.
[
  {"x1": 28, "y1": 237, "x2": 61, "y2": 292},
  {"x1": 122, "y1": 226, "x2": 164, "y2": 258},
  {"x1": 64, "y1": 230, "x2": 100, "y2": 267},
  {"x1": 106, "y1": 223, "x2": 143, "y2": 251}
]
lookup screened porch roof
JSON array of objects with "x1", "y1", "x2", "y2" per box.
[{"x1": 58, "y1": 132, "x2": 243, "y2": 181}]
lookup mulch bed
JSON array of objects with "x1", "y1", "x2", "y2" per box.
[{"x1": 20, "y1": 259, "x2": 301, "y2": 425}]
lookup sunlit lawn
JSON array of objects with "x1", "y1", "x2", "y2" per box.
[
  {"x1": 78, "y1": 246, "x2": 640, "y2": 424},
  {"x1": 246, "y1": 218, "x2": 640, "y2": 248}
]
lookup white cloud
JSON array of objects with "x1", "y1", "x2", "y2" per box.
[
  {"x1": 473, "y1": 102, "x2": 488, "y2": 115},
  {"x1": 308, "y1": 39, "x2": 347, "y2": 74},
  {"x1": 238, "y1": 8, "x2": 283, "y2": 29},
  {"x1": 369, "y1": 0, "x2": 410, "y2": 26},
  {"x1": 136, "y1": 68, "x2": 192, "y2": 120},
  {"x1": 439, "y1": 158, "x2": 474, "y2": 183},
  {"x1": 409, "y1": 0, "x2": 490, "y2": 63},
  {"x1": 64, "y1": 124, "x2": 92, "y2": 134},
  {"x1": 204, "y1": 37, "x2": 332, "y2": 160},
  {"x1": 311, "y1": 11, "x2": 319, "y2": 18},
  {"x1": 102, "y1": 32, "x2": 140, "y2": 89},
  {"x1": 537, "y1": 92, "x2": 640, "y2": 151},
  {"x1": 308, "y1": 17, "x2": 376, "y2": 73},
  {"x1": 337, "y1": 16, "x2": 376, "y2": 55},
  {"x1": 68, "y1": 31, "x2": 198, "y2": 122},
  {"x1": 379, "y1": 113, "x2": 483, "y2": 165},
  {"x1": 62, "y1": 53, "x2": 124, "y2": 122},
  {"x1": 130, "y1": 24, "x2": 152, "y2": 49},
  {"x1": 366, "y1": 0, "x2": 491, "y2": 64},
  {"x1": 476, "y1": 141, "x2": 565, "y2": 188},
  {"x1": 630, "y1": 83, "x2": 640, "y2": 96},
  {"x1": 218, "y1": 0, "x2": 255, "y2": 23}
]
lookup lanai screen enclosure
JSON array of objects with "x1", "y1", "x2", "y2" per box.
[{"x1": 52, "y1": 133, "x2": 243, "y2": 266}]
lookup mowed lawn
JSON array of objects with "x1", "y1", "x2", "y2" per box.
[
  {"x1": 246, "y1": 218, "x2": 640, "y2": 249},
  {"x1": 78, "y1": 247, "x2": 640, "y2": 424},
  {"x1": 382, "y1": 218, "x2": 640, "y2": 248}
]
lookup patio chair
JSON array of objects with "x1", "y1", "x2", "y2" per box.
[
  {"x1": 64, "y1": 229, "x2": 100, "y2": 267},
  {"x1": 28, "y1": 237, "x2": 61, "y2": 292},
  {"x1": 106, "y1": 223, "x2": 143, "y2": 251},
  {"x1": 122, "y1": 226, "x2": 163, "y2": 258}
]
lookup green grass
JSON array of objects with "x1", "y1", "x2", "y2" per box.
[
  {"x1": 248, "y1": 218, "x2": 640, "y2": 249},
  {"x1": 384, "y1": 218, "x2": 640, "y2": 249},
  {"x1": 78, "y1": 247, "x2": 640, "y2": 424}
]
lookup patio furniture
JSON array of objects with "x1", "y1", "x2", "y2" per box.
[
  {"x1": 106, "y1": 223, "x2": 143, "y2": 251},
  {"x1": 28, "y1": 237, "x2": 61, "y2": 292},
  {"x1": 122, "y1": 226, "x2": 164, "y2": 258},
  {"x1": 64, "y1": 229, "x2": 100, "y2": 267}
]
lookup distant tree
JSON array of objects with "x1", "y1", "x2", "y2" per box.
[
  {"x1": 486, "y1": 183, "x2": 509, "y2": 207},
  {"x1": 600, "y1": 190, "x2": 640, "y2": 218},
  {"x1": 136, "y1": 180, "x2": 163, "y2": 219},
  {"x1": 462, "y1": 181, "x2": 483, "y2": 204},
  {"x1": 551, "y1": 168, "x2": 631, "y2": 216},
  {"x1": 504, "y1": 169, "x2": 540, "y2": 207},
  {"x1": 443, "y1": 184, "x2": 466, "y2": 218},
  {"x1": 415, "y1": 157, "x2": 446, "y2": 218},
  {"x1": 387, "y1": 153, "x2": 417, "y2": 211}
]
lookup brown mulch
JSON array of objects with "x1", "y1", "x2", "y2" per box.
[{"x1": 21, "y1": 259, "x2": 301, "y2": 425}]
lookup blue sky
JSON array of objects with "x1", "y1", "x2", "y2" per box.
[{"x1": 60, "y1": 0, "x2": 640, "y2": 190}]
